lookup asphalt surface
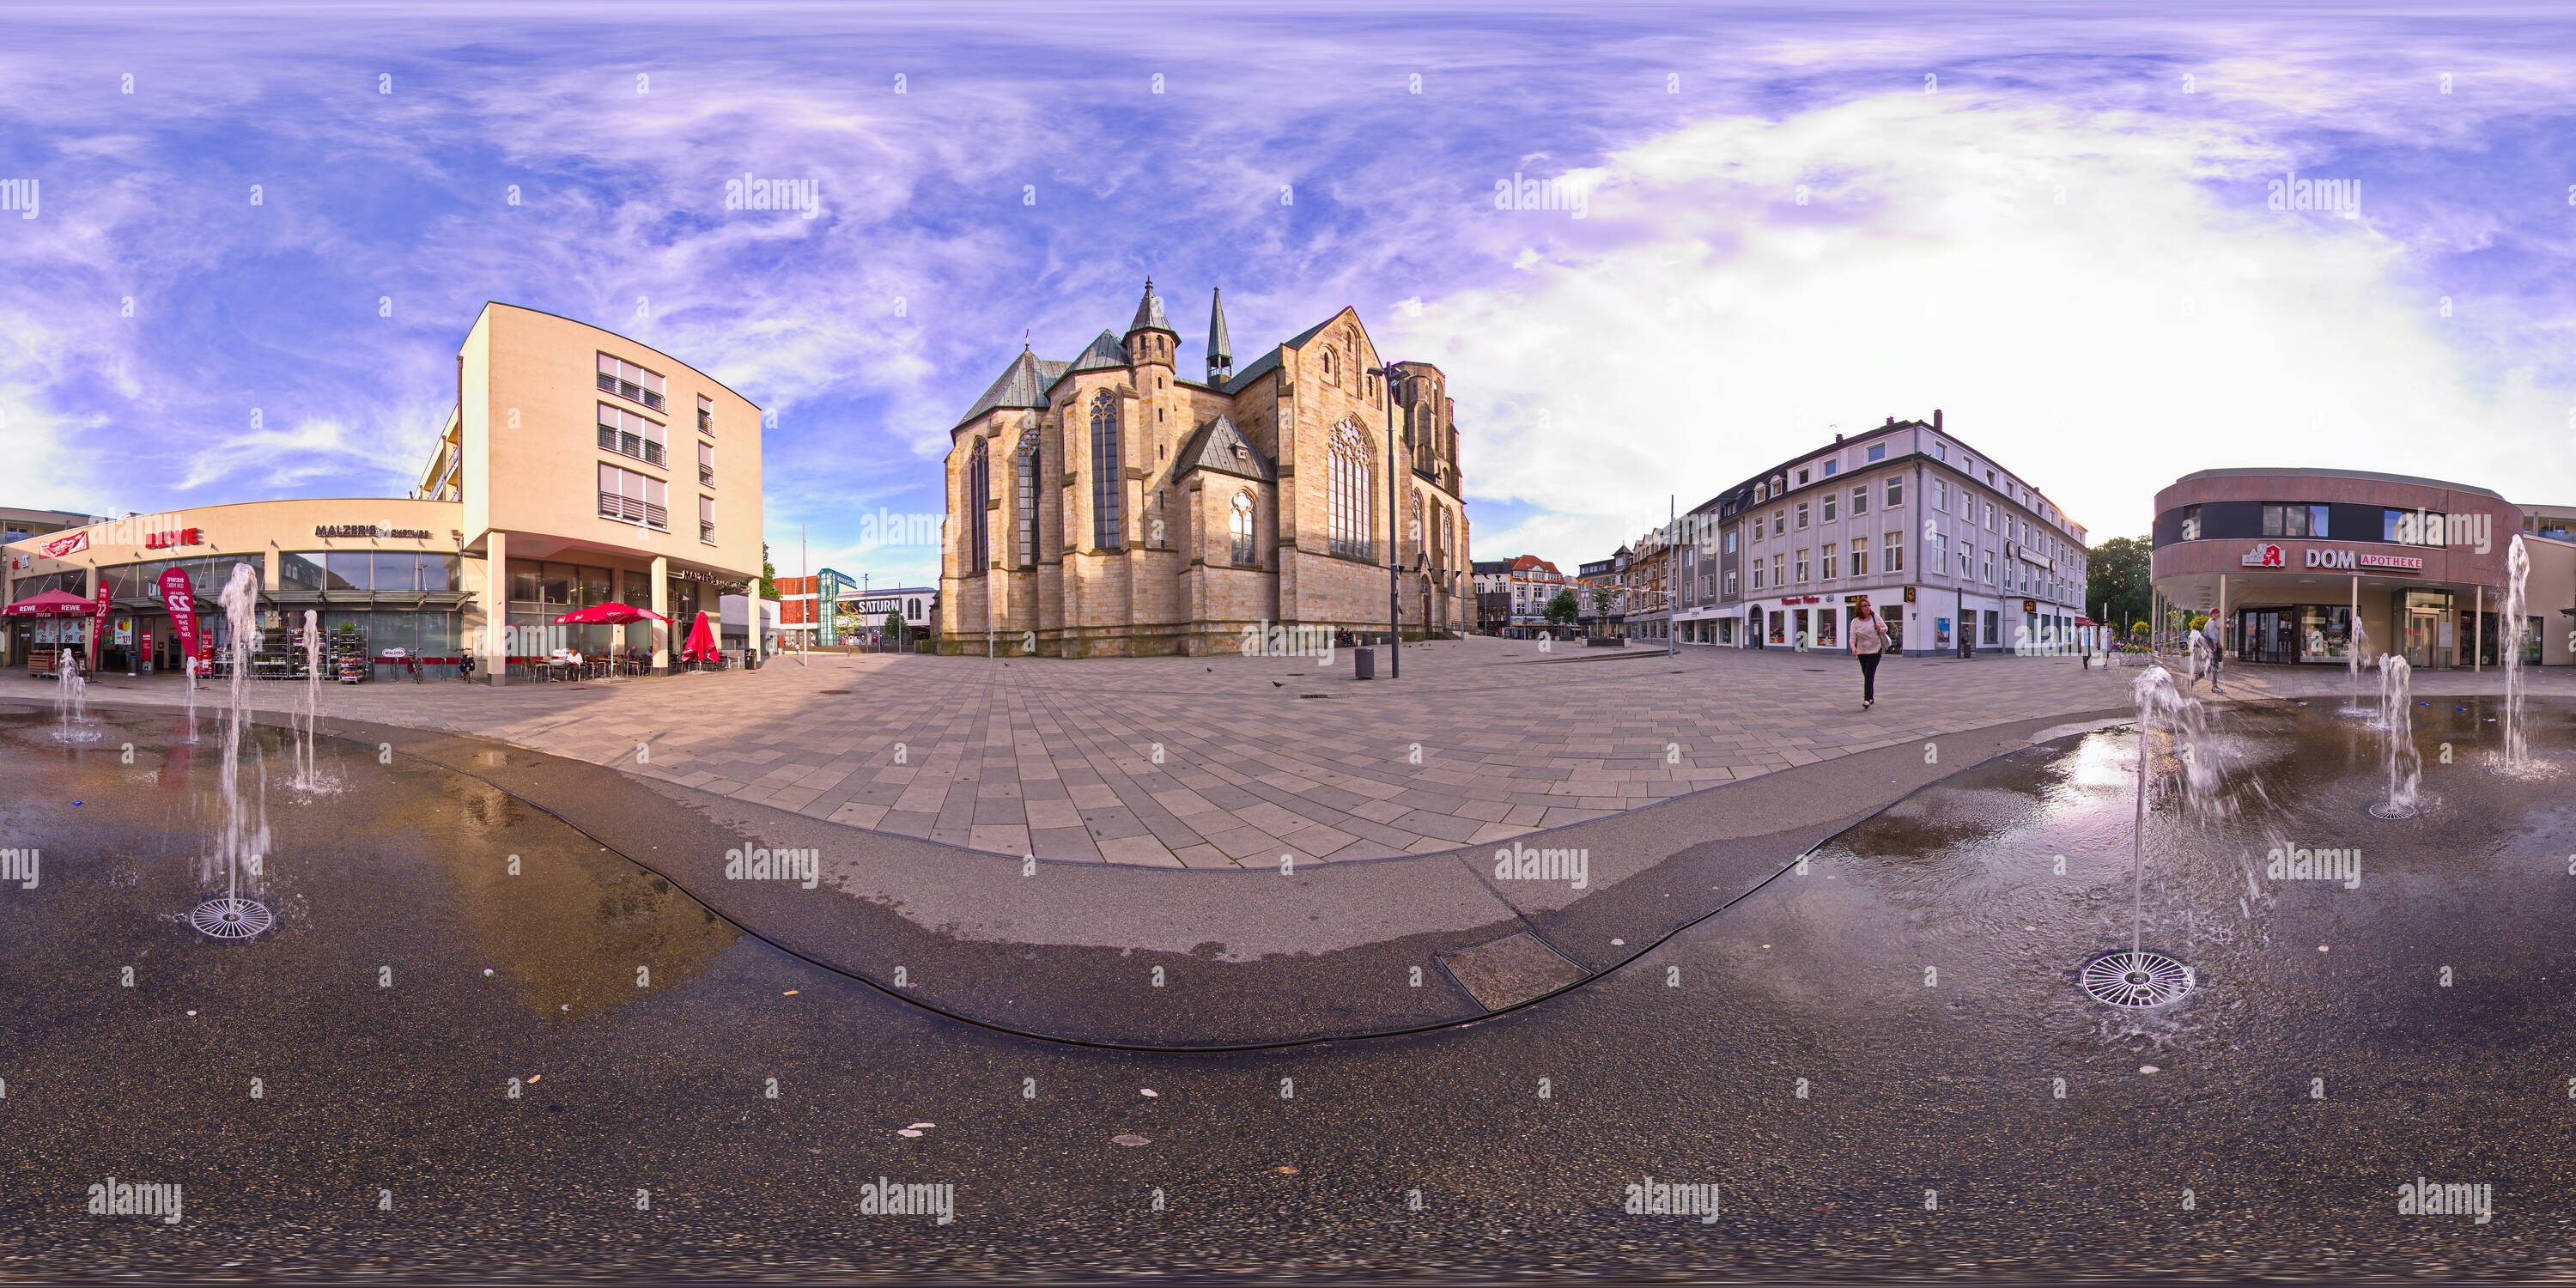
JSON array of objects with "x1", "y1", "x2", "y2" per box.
[{"x1": 3, "y1": 695, "x2": 2573, "y2": 1280}]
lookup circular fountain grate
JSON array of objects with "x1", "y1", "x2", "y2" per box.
[
  {"x1": 2080, "y1": 950, "x2": 2194, "y2": 1007},
  {"x1": 2367, "y1": 801, "x2": 2418, "y2": 820},
  {"x1": 189, "y1": 897, "x2": 274, "y2": 939}
]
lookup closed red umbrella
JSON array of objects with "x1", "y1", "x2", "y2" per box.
[
  {"x1": 682, "y1": 611, "x2": 719, "y2": 662},
  {"x1": 551, "y1": 602, "x2": 669, "y2": 625}
]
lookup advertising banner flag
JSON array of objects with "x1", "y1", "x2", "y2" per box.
[
  {"x1": 89, "y1": 582, "x2": 110, "y2": 662},
  {"x1": 159, "y1": 568, "x2": 201, "y2": 669}
]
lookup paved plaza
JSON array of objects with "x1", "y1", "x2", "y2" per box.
[{"x1": 17, "y1": 639, "x2": 2562, "y2": 866}]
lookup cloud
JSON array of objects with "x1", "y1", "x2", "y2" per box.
[{"x1": 1398, "y1": 88, "x2": 2573, "y2": 562}]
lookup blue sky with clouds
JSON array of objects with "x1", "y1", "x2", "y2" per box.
[{"x1": 7, "y1": 1, "x2": 2576, "y2": 582}]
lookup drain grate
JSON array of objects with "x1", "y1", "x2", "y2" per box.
[
  {"x1": 2367, "y1": 801, "x2": 2417, "y2": 820},
  {"x1": 189, "y1": 897, "x2": 274, "y2": 939},
  {"x1": 2079, "y1": 950, "x2": 2193, "y2": 1007}
]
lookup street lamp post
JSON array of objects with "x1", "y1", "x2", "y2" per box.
[{"x1": 1370, "y1": 362, "x2": 1410, "y2": 678}]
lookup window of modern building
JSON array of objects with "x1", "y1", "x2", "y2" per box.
[
  {"x1": 1795, "y1": 502, "x2": 1809, "y2": 530},
  {"x1": 1820, "y1": 543, "x2": 1836, "y2": 579},
  {"x1": 1822, "y1": 459, "x2": 1839, "y2": 477},
  {"x1": 1957, "y1": 540, "x2": 1971, "y2": 579},
  {"x1": 1983, "y1": 549, "x2": 1996, "y2": 583},
  {"x1": 2263, "y1": 503, "x2": 2330, "y2": 538},
  {"x1": 598, "y1": 402, "x2": 665, "y2": 468},
  {"x1": 1867, "y1": 443, "x2": 1886, "y2": 462},
  {"x1": 1886, "y1": 477, "x2": 1904, "y2": 507},
  {"x1": 1795, "y1": 549, "x2": 1810, "y2": 582},
  {"x1": 696, "y1": 394, "x2": 714, "y2": 434},
  {"x1": 1327, "y1": 416, "x2": 1371, "y2": 559},
  {"x1": 1797, "y1": 468, "x2": 1810, "y2": 485},
  {"x1": 697, "y1": 440, "x2": 715, "y2": 488},
  {"x1": 1230, "y1": 491, "x2": 1257, "y2": 565},
  {"x1": 597, "y1": 462, "x2": 668, "y2": 530},
  {"x1": 1851, "y1": 485, "x2": 1868, "y2": 517},
  {"x1": 1822, "y1": 494, "x2": 1838, "y2": 523},
  {"x1": 1723, "y1": 529, "x2": 1738, "y2": 555},
  {"x1": 597, "y1": 352, "x2": 666, "y2": 411},
  {"x1": 1093, "y1": 392, "x2": 1127, "y2": 550},
  {"x1": 1751, "y1": 561, "x2": 1765, "y2": 590},
  {"x1": 1723, "y1": 570, "x2": 1738, "y2": 597},
  {"x1": 1771, "y1": 510, "x2": 1785, "y2": 536},
  {"x1": 1983, "y1": 501, "x2": 1995, "y2": 530},
  {"x1": 1983, "y1": 610, "x2": 2000, "y2": 645},
  {"x1": 1885, "y1": 531, "x2": 1903, "y2": 573},
  {"x1": 1771, "y1": 554, "x2": 1784, "y2": 586},
  {"x1": 1933, "y1": 442, "x2": 1947, "y2": 461}
]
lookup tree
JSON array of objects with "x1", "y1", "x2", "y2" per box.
[
  {"x1": 884, "y1": 611, "x2": 906, "y2": 644},
  {"x1": 1544, "y1": 589, "x2": 1579, "y2": 625},
  {"x1": 759, "y1": 543, "x2": 779, "y2": 600},
  {"x1": 1590, "y1": 584, "x2": 1617, "y2": 622},
  {"x1": 2086, "y1": 537, "x2": 2150, "y2": 638}
]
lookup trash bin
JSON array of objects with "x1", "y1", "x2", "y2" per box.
[{"x1": 1353, "y1": 647, "x2": 1376, "y2": 680}]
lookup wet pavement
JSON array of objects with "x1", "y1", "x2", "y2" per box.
[{"x1": 3, "y1": 693, "x2": 2573, "y2": 1280}]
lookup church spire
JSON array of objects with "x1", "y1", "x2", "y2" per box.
[
  {"x1": 1206, "y1": 287, "x2": 1233, "y2": 382},
  {"x1": 1124, "y1": 276, "x2": 1176, "y2": 368}
]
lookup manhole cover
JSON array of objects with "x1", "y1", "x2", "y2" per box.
[
  {"x1": 190, "y1": 897, "x2": 274, "y2": 939},
  {"x1": 1436, "y1": 931, "x2": 1588, "y2": 1010},
  {"x1": 2079, "y1": 950, "x2": 2192, "y2": 1007}
]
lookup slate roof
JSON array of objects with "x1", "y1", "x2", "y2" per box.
[
  {"x1": 957, "y1": 349, "x2": 1070, "y2": 428},
  {"x1": 1066, "y1": 330, "x2": 1127, "y2": 374},
  {"x1": 1218, "y1": 314, "x2": 1339, "y2": 395},
  {"x1": 1130, "y1": 279, "x2": 1174, "y2": 333},
  {"x1": 1170, "y1": 414, "x2": 1275, "y2": 483}
]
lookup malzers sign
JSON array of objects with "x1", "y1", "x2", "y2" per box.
[{"x1": 315, "y1": 524, "x2": 433, "y2": 539}]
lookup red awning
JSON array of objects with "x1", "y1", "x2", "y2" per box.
[
  {"x1": 552, "y1": 602, "x2": 671, "y2": 625},
  {"x1": 1, "y1": 590, "x2": 100, "y2": 618},
  {"x1": 2075, "y1": 617, "x2": 2099, "y2": 626}
]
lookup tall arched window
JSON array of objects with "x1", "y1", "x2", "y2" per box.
[
  {"x1": 1013, "y1": 430, "x2": 1040, "y2": 567},
  {"x1": 1406, "y1": 491, "x2": 1425, "y2": 568},
  {"x1": 1230, "y1": 491, "x2": 1257, "y2": 566},
  {"x1": 1090, "y1": 390, "x2": 1122, "y2": 550},
  {"x1": 1320, "y1": 346, "x2": 1339, "y2": 385},
  {"x1": 1327, "y1": 417, "x2": 1372, "y2": 559},
  {"x1": 966, "y1": 439, "x2": 990, "y2": 571}
]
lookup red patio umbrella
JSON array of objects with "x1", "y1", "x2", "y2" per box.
[
  {"x1": 550, "y1": 602, "x2": 670, "y2": 625},
  {"x1": 1, "y1": 590, "x2": 100, "y2": 617},
  {"x1": 681, "y1": 611, "x2": 719, "y2": 662}
]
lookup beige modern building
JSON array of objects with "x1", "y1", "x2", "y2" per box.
[
  {"x1": 941, "y1": 281, "x2": 1471, "y2": 656},
  {"x1": 3, "y1": 303, "x2": 762, "y2": 677}
]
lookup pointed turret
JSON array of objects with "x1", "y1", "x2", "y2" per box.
[
  {"x1": 1124, "y1": 277, "x2": 1176, "y2": 368},
  {"x1": 1206, "y1": 287, "x2": 1234, "y2": 383}
]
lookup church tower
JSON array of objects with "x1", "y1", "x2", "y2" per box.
[
  {"x1": 1124, "y1": 277, "x2": 1176, "y2": 368},
  {"x1": 1206, "y1": 287, "x2": 1233, "y2": 383}
]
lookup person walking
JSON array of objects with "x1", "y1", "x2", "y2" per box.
[
  {"x1": 2201, "y1": 613, "x2": 2225, "y2": 690},
  {"x1": 1849, "y1": 596, "x2": 1889, "y2": 711}
]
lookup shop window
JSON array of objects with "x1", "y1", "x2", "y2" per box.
[{"x1": 280, "y1": 552, "x2": 325, "y2": 591}]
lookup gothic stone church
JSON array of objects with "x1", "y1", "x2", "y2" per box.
[{"x1": 940, "y1": 281, "x2": 1470, "y2": 657}]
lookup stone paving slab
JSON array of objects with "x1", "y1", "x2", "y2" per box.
[{"x1": 23, "y1": 640, "x2": 2547, "y2": 866}]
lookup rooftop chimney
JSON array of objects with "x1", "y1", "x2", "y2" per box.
[
  {"x1": 1884, "y1": 416, "x2": 1894, "y2": 425},
  {"x1": 1934, "y1": 408, "x2": 1944, "y2": 432}
]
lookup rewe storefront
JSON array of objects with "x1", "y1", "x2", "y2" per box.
[{"x1": 2150, "y1": 468, "x2": 2576, "y2": 670}]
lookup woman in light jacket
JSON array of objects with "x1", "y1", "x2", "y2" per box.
[{"x1": 1849, "y1": 596, "x2": 1889, "y2": 711}]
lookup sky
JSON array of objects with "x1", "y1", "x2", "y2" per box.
[{"x1": 5, "y1": 0, "x2": 2576, "y2": 583}]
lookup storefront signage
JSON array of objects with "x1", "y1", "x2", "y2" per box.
[
  {"x1": 89, "y1": 583, "x2": 109, "y2": 660},
  {"x1": 2240, "y1": 543, "x2": 2287, "y2": 568},
  {"x1": 2300, "y1": 548, "x2": 2424, "y2": 574},
  {"x1": 39, "y1": 530, "x2": 88, "y2": 559},
  {"x1": 314, "y1": 524, "x2": 433, "y2": 539},
  {"x1": 143, "y1": 526, "x2": 204, "y2": 550},
  {"x1": 160, "y1": 568, "x2": 201, "y2": 664}
]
